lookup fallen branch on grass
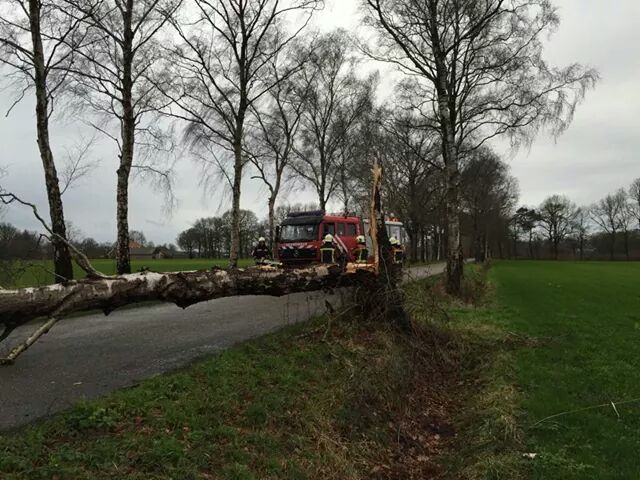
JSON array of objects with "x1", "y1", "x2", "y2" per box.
[{"x1": 530, "y1": 397, "x2": 640, "y2": 428}]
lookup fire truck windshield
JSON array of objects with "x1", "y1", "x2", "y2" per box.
[{"x1": 280, "y1": 224, "x2": 318, "y2": 242}]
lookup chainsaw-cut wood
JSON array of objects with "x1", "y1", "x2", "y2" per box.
[{"x1": 0, "y1": 265, "x2": 373, "y2": 335}]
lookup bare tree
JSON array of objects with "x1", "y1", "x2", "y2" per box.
[
  {"x1": 461, "y1": 148, "x2": 519, "y2": 262},
  {"x1": 59, "y1": 0, "x2": 182, "y2": 274},
  {"x1": 293, "y1": 29, "x2": 377, "y2": 211},
  {"x1": 0, "y1": 0, "x2": 87, "y2": 281},
  {"x1": 572, "y1": 207, "x2": 590, "y2": 260},
  {"x1": 380, "y1": 112, "x2": 442, "y2": 261},
  {"x1": 539, "y1": 195, "x2": 577, "y2": 260},
  {"x1": 618, "y1": 190, "x2": 634, "y2": 261},
  {"x1": 246, "y1": 51, "x2": 306, "y2": 246},
  {"x1": 159, "y1": 0, "x2": 321, "y2": 267},
  {"x1": 590, "y1": 190, "x2": 626, "y2": 261},
  {"x1": 58, "y1": 136, "x2": 99, "y2": 195},
  {"x1": 363, "y1": 0, "x2": 599, "y2": 294}
]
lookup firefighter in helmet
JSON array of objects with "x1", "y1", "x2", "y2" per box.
[
  {"x1": 252, "y1": 237, "x2": 271, "y2": 265},
  {"x1": 389, "y1": 236, "x2": 404, "y2": 265},
  {"x1": 352, "y1": 235, "x2": 369, "y2": 264},
  {"x1": 320, "y1": 234, "x2": 338, "y2": 264}
]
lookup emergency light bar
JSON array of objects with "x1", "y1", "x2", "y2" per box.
[{"x1": 286, "y1": 210, "x2": 325, "y2": 218}]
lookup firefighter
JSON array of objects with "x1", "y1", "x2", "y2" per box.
[
  {"x1": 390, "y1": 236, "x2": 404, "y2": 265},
  {"x1": 320, "y1": 234, "x2": 337, "y2": 264},
  {"x1": 252, "y1": 237, "x2": 271, "y2": 265},
  {"x1": 352, "y1": 235, "x2": 369, "y2": 264}
]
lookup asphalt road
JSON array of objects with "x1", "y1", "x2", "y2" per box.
[{"x1": 0, "y1": 263, "x2": 446, "y2": 431}]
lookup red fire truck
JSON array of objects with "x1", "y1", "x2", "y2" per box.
[
  {"x1": 276, "y1": 211, "x2": 361, "y2": 266},
  {"x1": 275, "y1": 211, "x2": 406, "y2": 266}
]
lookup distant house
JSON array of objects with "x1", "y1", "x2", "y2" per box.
[
  {"x1": 129, "y1": 247, "x2": 156, "y2": 260},
  {"x1": 129, "y1": 247, "x2": 174, "y2": 260},
  {"x1": 152, "y1": 247, "x2": 173, "y2": 259},
  {"x1": 108, "y1": 241, "x2": 174, "y2": 260}
]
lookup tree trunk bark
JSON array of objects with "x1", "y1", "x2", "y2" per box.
[
  {"x1": 428, "y1": 1, "x2": 463, "y2": 295},
  {"x1": 360, "y1": 160, "x2": 410, "y2": 330},
  {"x1": 610, "y1": 232, "x2": 616, "y2": 261},
  {"x1": 29, "y1": 0, "x2": 74, "y2": 283},
  {"x1": 116, "y1": 0, "x2": 135, "y2": 275},
  {"x1": 624, "y1": 231, "x2": 630, "y2": 260},
  {"x1": 268, "y1": 195, "x2": 276, "y2": 249},
  {"x1": 229, "y1": 137, "x2": 243, "y2": 268}
]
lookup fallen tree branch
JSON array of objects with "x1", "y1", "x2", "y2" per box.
[
  {"x1": 0, "y1": 264, "x2": 374, "y2": 362},
  {"x1": 0, "y1": 317, "x2": 62, "y2": 365},
  {"x1": 0, "y1": 192, "x2": 110, "y2": 280}
]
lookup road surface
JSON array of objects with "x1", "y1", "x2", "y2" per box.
[{"x1": 0, "y1": 263, "x2": 446, "y2": 431}]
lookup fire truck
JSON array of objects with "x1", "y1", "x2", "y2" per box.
[{"x1": 275, "y1": 211, "x2": 406, "y2": 266}]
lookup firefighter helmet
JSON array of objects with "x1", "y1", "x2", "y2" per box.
[
  {"x1": 323, "y1": 234, "x2": 334, "y2": 243},
  {"x1": 258, "y1": 237, "x2": 266, "y2": 243},
  {"x1": 356, "y1": 235, "x2": 366, "y2": 244},
  {"x1": 389, "y1": 236, "x2": 399, "y2": 246}
]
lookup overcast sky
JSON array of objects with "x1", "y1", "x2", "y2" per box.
[{"x1": 1, "y1": 0, "x2": 639, "y2": 245}]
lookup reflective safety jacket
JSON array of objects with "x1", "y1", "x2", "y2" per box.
[
  {"x1": 320, "y1": 242, "x2": 337, "y2": 263},
  {"x1": 392, "y1": 246, "x2": 404, "y2": 265},
  {"x1": 352, "y1": 246, "x2": 369, "y2": 264},
  {"x1": 252, "y1": 245, "x2": 271, "y2": 260}
]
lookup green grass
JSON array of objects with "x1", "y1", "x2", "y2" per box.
[
  {"x1": 3, "y1": 258, "x2": 255, "y2": 288},
  {"x1": 448, "y1": 261, "x2": 640, "y2": 479}
]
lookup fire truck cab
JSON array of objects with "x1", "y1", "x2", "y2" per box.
[{"x1": 276, "y1": 211, "x2": 362, "y2": 266}]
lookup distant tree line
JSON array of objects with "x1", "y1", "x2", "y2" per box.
[
  {"x1": 510, "y1": 178, "x2": 640, "y2": 261},
  {"x1": 177, "y1": 210, "x2": 267, "y2": 260},
  {"x1": 0, "y1": 223, "x2": 180, "y2": 261}
]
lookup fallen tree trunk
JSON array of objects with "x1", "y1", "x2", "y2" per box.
[{"x1": 0, "y1": 265, "x2": 373, "y2": 334}]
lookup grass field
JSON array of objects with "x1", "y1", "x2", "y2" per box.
[
  {"x1": 496, "y1": 261, "x2": 640, "y2": 478},
  {"x1": 1, "y1": 261, "x2": 639, "y2": 479},
  {"x1": 2, "y1": 258, "x2": 255, "y2": 289},
  {"x1": 450, "y1": 261, "x2": 640, "y2": 479}
]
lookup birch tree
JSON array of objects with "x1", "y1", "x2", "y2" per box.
[
  {"x1": 293, "y1": 29, "x2": 377, "y2": 211},
  {"x1": 160, "y1": 0, "x2": 321, "y2": 267},
  {"x1": 0, "y1": 0, "x2": 85, "y2": 281},
  {"x1": 246, "y1": 51, "x2": 306, "y2": 246},
  {"x1": 363, "y1": 0, "x2": 598, "y2": 294},
  {"x1": 60, "y1": 0, "x2": 182, "y2": 274}
]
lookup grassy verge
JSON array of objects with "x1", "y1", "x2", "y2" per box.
[{"x1": 1, "y1": 258, "x2": 255, "y2": 288}]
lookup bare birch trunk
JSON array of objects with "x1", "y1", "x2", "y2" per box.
[
  {"x1": 116, "y1": 0, "x2": 135, "y2": 275},
  {"x1": 0, "y1": 265, "x2": 373, "y2": 345},
  {"x1": 229, "y1": 137, "x2": 243, "y2": 268},
  {"x1": 29, "y1": 0, "x2": 74, "y2": 283},
  {"x1": 268, "y1": 195, "x2": 276, "y2": 248},
  {"x1": 429, "y1": 2, "x2": 463, "y2": 295}
]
